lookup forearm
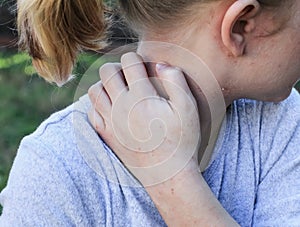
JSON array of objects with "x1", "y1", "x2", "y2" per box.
[{"x1": 145, "y1": 163, "x2": 239, "y2": 226}]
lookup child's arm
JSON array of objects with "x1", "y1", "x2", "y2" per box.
[{"x1": 88, "y1": 52, "x2": 239, "y2": 226}]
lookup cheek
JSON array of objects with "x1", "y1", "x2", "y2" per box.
[
  {"x1": 242, "y1": 28, "x2": 300, "y2": 100},
  {"x1": 284, "y1": 38, "x2": 300, "y2": 81},
  {"x1": 247, "y1": 52, "x2": 294, "y2": 100},
  {"x1": 266, "y1": 33, "x2": 300, "y2": 82}
]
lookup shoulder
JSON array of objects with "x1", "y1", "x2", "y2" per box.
[
  {"x1": 5, "y1": 94, "x2": 99, "y2": 189},
  {"x1": 0, "y1": 95, "x2": 139, "y2": 225},
  {"x1": 20, "y1": 95, "x2": 101, "y2": 163},
  {"x1": 237, "y1": 90, "x2": 300, "y2": 226},
  {"x1": 14, "y1": 94, "x2": 138, "y2": 187},
  {"x1": 205, "y1": 89, "x2": 300, "y2": 225},
  {"x1": 0, "y1": 96, "x2": 93, "y2": 225},
  {"x1": 11, "y1": 96, "x2": 90, "y2": 180},
  {"x1": 209, "y1": 89, "x2": 300, "y2": 184},
  {"x1": 29, "y1": 94, "x2": 91, "y2": 146}
]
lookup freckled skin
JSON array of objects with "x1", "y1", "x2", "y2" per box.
[{"x1": 88, "y1": 1, "x2": 300, "y2": 226}]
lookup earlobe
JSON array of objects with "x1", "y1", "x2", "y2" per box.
[{"x1": 221, "y1": 0, "x2": 261, "y2": 57}]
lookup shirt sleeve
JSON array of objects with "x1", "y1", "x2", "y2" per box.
[
  {"x1": 252, "y1": 90, "x2": 300, "y2": 226},
  {"x1": 0, "y1": 136, "x2": 91, "y2": 226}
]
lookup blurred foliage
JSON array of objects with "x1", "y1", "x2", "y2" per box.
[{"x1": 0, "y1": 51, "x2": 103, "y2": 196}]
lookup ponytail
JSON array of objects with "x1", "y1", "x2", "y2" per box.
[{"x1": 17, "y1": 0, "x2": 108, "y2": 85}]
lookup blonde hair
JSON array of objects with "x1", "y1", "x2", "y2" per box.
[{"x1": 17, "y1": 0, "x2": 108, "y2": 85}]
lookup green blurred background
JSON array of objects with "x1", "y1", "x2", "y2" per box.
[
  {"x1": 0, "y1": 0, "x2": 300, "y2": 216},
  {"x1": 0, "y1": 51, "x2": 101, "y2": 192}
]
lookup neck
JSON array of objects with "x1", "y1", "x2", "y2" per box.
[
  {"x1": 137, "y1": 41, "x2": 230, "y2": 169},
  {"x1": 137, "y1": 40, "x2": 234, "y2": 107}
]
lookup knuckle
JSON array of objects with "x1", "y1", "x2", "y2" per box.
[
  {"x1": 88, "y1": 82, "x2": 102, "y2": 101},
  {"x1": 121, "y1": 52, "x2": 144, "y2": 69},
  {"x1": 95, "y1": 120, "x2": 103, "y2": 132},
  {"x1": 121, "y1": 52, "x2": 137, "y2": 63},
  {"x1": 88, "y1": 84, "x2": 97, "y2": 100},
  {"x1": 99, "y1": 63, "x2": 117, "y2": 81}
]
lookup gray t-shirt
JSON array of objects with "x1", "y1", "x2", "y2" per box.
[{"x1": 0, "y1": 90, "x2": 299, "y2": 226}]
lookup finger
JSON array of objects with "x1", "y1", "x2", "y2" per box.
[
  {"x1": 99, "y1": 63, "x2": 128, "y2": 102},
  {"x1": 155, "y1": 63, "x2": 196, "y2": 107},
  {"x1": 88, "y1": 107, "x2": 106, "y2": 132},
  {"x1": 121, "y1": 52, "x2": 157, "y2": 96},
  {"x1": 88, "y1": 81, "x2": 112, "y2": 116}
]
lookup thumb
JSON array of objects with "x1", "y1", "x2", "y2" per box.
[{"x1": 156, "y1": 63, "x2": 195, "y2": 107}]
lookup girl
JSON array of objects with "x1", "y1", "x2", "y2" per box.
[
  {"x1": 1, "y1": 0, "x2": 300, "y2": 226},
  {"x1": 89, "y1": 0, "x2": 300, "y2": 226}
]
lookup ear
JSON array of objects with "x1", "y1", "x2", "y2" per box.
[{"x1": 221, "y1": 0, "x2": 261, "y2": 57}]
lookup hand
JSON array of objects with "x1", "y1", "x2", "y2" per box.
[
  {"x1": 88, "y1": 52, "x2": 238, "y2": 226},
  {"x1": 88, "y1": 52, "x2": 201, "y2": 186}
]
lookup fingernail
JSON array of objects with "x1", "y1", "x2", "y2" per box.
[{"x1": 156, "y1": 63, "x2": 182, "y2": 74}]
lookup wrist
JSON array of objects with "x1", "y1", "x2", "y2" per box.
[
  {"x1": 145, "y1": 158, "x2": 203, "y2": 197},
  {"x1": 144, "y1": 159, "x2": 239, "y2": 226}
]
